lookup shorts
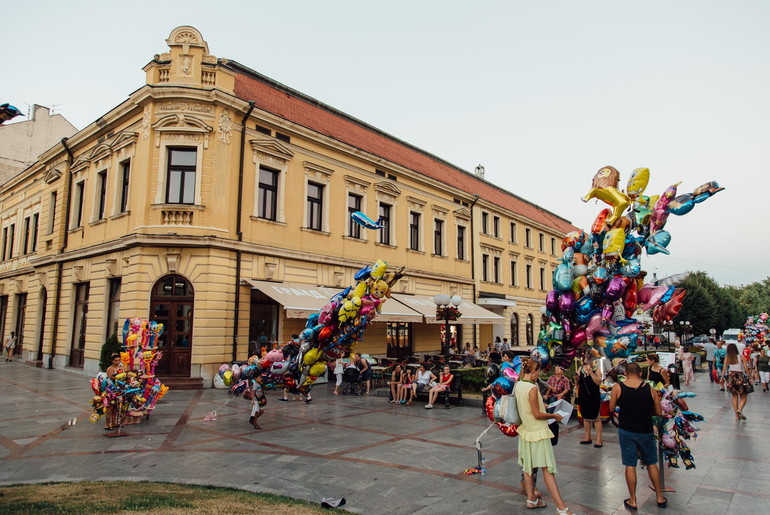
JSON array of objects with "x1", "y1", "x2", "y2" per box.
[
  {"x1": 618, "y1": 428, "x2": 657, "y2": 467},
  {"x1": 760, "y1": 371, "x2": 770, "y2": 383},
  {"x1": 250, "y1": 403, "x2": 260, "y2": 416}
]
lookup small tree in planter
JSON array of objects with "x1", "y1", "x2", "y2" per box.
[{"x1": 99, "y1": 333, "x2": 121, "y2": 372}]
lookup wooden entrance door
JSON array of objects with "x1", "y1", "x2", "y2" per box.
[{"x1": 151, "y1": 275, "x2": 194, "y2": 377}]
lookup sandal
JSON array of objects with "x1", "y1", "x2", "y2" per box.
[
  {"x1": 556, "y1": 508, "x2": 573, "y2": 515},
  {"x1": 623, "y1": 498, "x2": 638, "y2": 511},
  {"x1": 526, "y1": 498, "x2": 547, "y2": 509},
  {"x1": 657, "y1": 497, "x2": 668, "y2": 508},
  {"x1": 579, "y1": 440, "x2": 592, "y2": 445}
]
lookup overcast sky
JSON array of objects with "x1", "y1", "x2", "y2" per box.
[{"x1": 3, "y1": 1, "x2": 767, "y2": 287}]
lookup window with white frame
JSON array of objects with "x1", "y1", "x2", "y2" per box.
[
  {"x1": 482, "y1": 212, "x2": 489, "y2": 234},
  {"x1": 525, "y1": 228, "x2": 532, "y2": 248},
  {"x1": 379, "y1": 203, "x2": 392, "y2": 245},
  {"x1": 482, "y1": 254, "x2": 489, "y2": 281},
  {"x1": 73, "y1": 181, "x2": 85, "y2": 228},
  {"x1": 119, "y1": 160, "x2": 131, "y2": 214},
  {"x1": 510, "y1": 260, "x2": 518, "y2": 286},
  {"x1": 539, "y1": 232, "x2": 544, "y2": 252},
  {"x1": 434, "y1": 218, "x2": 444, "y2": 255},
  {"x1": 95, "y1": 170, "x2": 107, "y2": 220},
  {"x1": 457, "y1": 225, "x2": 466, "y2": 260},
  {"x1": 409, "y1": 212, "x2": 421, "y2": 250},
  {"x1": 306, "y1": 182, "x2": 324, "y2": 231},
  {"x1": 348, "y1": 193, "x2": 362, "y2": 238},
  {"x1": 493, "y1": 216, "x2": 500, "y2": 238},
  {"x1": 526, "y1": 263, "x2": 532, "y2": 288},
  {"x1": 166, "y1": 147, "x2": 197, "y2": 204},
  {"x1": 48, "y1": 191, "x2": 57, "y2": 234},
  {"x1": 258, "y1": 166, "x2": 279, "y2": 221},
  {"x1": 494, "y1": 256, "x2": 501, "y2": 283},
  {"x1": 511, "y1": 221, "x2": 517, "y2": 243},
  {"x1": 540, "y1": 267, "x2": 545, "y2": 290}
]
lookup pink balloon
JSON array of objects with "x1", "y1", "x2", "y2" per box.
[
  {"x1": 637, "y1": 285, "x2": 668, "y2": 310},
  {"x1": 502, "y1": 367, "x2": 519, "y2": 382},
  {"x1": 585, "y1": 313, "x2": 609, "y2": 341},
  {"x1": 570, "y1": 327, "x2": 587, "y2": 345},
  {"x1": 266, "y1": 349, "x2": 284, "y2": 363}
]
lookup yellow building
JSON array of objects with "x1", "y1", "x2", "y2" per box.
[{"x1": 0, "y1": 27, "x2": 575, "y2": 386}]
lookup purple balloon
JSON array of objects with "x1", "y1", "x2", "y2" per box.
[
  {"x1": 604, "y1": 276, "x2": 627, "y2": 301},
  {"x1": 559, "y1": 293, "x2": 576, "y2": 314},
  {"x1": 570, "y1": 327, "x2": 587, "y2": 345},
  {"x1": 601, "y1": 303, "x2": 615, "y2": 322},
  {"x1": 546, "y1": 290, "x2": 560, "y2": 313}
]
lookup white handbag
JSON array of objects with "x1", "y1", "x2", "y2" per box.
[{"x1": 494, "y1": 390, "x2": 522, "y2": 425}]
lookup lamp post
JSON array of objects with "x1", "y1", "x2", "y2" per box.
[
  {"x1": 679, "y1": 321, "x2": 691, "y2": 346},
  {"x1": 434, "y1": 294, "x2": 462, "y2": 362}
]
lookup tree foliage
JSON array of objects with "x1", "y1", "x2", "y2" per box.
[{"x1": 99, "y1": 333, "x2": 121, "y2": 372}]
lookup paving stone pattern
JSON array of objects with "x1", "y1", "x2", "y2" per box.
[{"x1": 1, "y1": 362, "x2": 767, "y2": 514}]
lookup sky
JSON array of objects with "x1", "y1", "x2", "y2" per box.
[{"x1": 3, "y1": 1, "x2": 768, "y2": 287}]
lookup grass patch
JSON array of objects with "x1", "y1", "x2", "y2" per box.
[{"x1": 0, "y1": 481, "x2": 330, "y2": 514}]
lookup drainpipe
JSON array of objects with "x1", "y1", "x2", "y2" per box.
[
  {"x1": 49, "y1": 137, "x2": 74, "y2": 369},
  {"x1": 233, "y1": 101, "x2": 255, "y2": 363},
  {"x1": 468, "y1": 194, "x2": 479, "y2": 347}
]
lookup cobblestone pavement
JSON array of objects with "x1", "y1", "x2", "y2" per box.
[{"x1": 1, "y1": 362, "x2": 768, "y2": 514}]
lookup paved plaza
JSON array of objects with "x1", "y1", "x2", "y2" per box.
[{"x1": 0, "y1": 362, "x2": 768, "y2": 514}]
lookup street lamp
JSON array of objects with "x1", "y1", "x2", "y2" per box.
[
  {"x1": 679, "y1": 321, "x2": 691, "y2": 345},
  {"x1": 434, "y1": 294, "x2": 462, "y2": 362}
]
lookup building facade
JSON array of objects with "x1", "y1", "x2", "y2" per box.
[{"x1": 0, "y1": 27, "x2": 575, "y2": 385}]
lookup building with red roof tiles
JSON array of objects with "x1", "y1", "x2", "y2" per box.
[{"x1": 0, "y1": 27, "x2": 573, "y2": 385}]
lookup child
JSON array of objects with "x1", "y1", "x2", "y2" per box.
[
  {"x1": 682, "y1": 346, "x2": 695, "y2": 386},
  {"x1": 249, "y1": 375, "x2": 267, "y2": 430}
]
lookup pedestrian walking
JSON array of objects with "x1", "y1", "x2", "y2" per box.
[
  {"x1": 721, "y1": 343, "x2": 752, "y2": 420},
  {"x1": 714, "y1": 341, "x2": 727, "y2": 390},
  {"x1": 249, "y1": 375, "x2": 266, "y2": 430},
  {"x1": 609, "y1": 361, "x2": 667, "y2": 511},
  {"x1": 3, "y1": 331, "x2": 16, "y2": 361},
  {"x1": 704, "y1": 338, "x2": 717, "y2": 383},
  {"x1": 515, "y1": 358, "x2": 573, "y2": 514}
]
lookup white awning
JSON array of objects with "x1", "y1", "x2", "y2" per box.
[
  {"x1": 245, "y1": 280, "x2": 422, "y2": 322},
  {"x1": 391, "y1": 294, "x2": 506, "y2": 325},
  {"x1": 476, "y1": 297, "x2": 517, "y2": 307}
]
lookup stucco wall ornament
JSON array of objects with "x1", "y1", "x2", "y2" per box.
[{"x1": 218, "y1": 110, "x2": 232, "y2": 144}]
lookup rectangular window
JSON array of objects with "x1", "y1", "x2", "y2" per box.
[
  {"x1": 539, "y1": 233, "x2": 544, "y2": 252},
  {"x1": 306, "y1": 181, "x2": 324, "y2": 231},
  {"x1": 7, "y1": 224, "x2": 14, "y2": 259},
  {"x1": 540, "y1": 267, "x2": 546, "y2": 290},
  {"x1": 493, "y1": 216, "x2": 500, "y2": 238},
  {"x1": 526, "y1": 264, "x2": 532, "y2": 289},
  {"x1": 48, "y1": 192, "x2": 57, "y2": 234},
  {"x1": 74, "y1": 181, "x2": 85, "y2": 228},
  {"x1": 551, "y1": 237, "x2": 556, "y2": 256},
  {"x1": 347, "y1": 193, "x2": 362, "y2": 238},
  {"x1": 409, "y1": 212, "x2": 420, "y2": 250},
  {"x1": 1, "y1": 227, "x2": 7, "y2": 261},
  {"x1": 482, "y1": 254, "x2": 489, "y2": 282},
  {"x1": 166, "y1": 147, "x2": 197, "y2": 204},
  {"x1": 457, "y1": 225, "x2": 466, "y2": 260},
  {"x1": 511, "y1": 260, "x2": 518, "y2": 286},
  {"x1": 120, "y1": 160, "x2": 131, "y2": 213},
  {"x1": 525, "y1": 228, "x2": 532, "y2": 248},
  {"x1": 511, "y1": 221, "x2": 517, "y2": 243},
  {"x1": 494, "y1": 256, "x2": 501, "y2": 283},
  {"x1": 96, "y1": 170, "x2": 107, "y2": 220},
  {"x1": 379, "y1": 203, "x2": 391, "y2": 245},
  {"x1": 106, "y1": 278, "x2": 122, "y2": 340},
  {"x1": 255, "y1": 125, "x2": 271, "y2": 135},
  {"x1": 23, "y1": 217, "x2": 30, "y2": 254},
  {"x1": 70, "y1": 283, "x2": 89, "y2": 368},
  {"x1": 30, "y1": 214, "x2": 38, "y2": 253},
  {"x1": 434, "y1": 219, "x2": 444, "y2": 255},
  {"x1": 258, "y1": 166, "x2": 278, "y2": 220},
  {"x1": 275, "y1": 132, "x2": 290, "y2": 143},
  {"x1": 482, "y1": 212, "x2": 489, "y2": 234}
]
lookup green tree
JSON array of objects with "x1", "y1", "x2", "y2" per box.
[{"x1": 99, "y1": 333, "x2": 121, "y2": 372}]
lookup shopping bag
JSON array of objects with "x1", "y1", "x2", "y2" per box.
[{"x1": 494, "y1": 392, "x2": 522, "y2": 425}]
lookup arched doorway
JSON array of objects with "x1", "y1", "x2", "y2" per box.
[
  {"x1": 150, "y1": 274, "x2": 194, "y2": 377},
  {"x1": 526, "y1": 314, "x2": 534, "y2": 346},
  {"x1": 510, "y1": 313, "x2": 519, "y2": 346}
]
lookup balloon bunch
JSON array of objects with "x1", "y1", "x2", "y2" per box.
[
  {"x1": 230, "y1": 259, "x2": 405, "y2": 396},
  {"x1": 540, "y1": 166, "x2": 724, "y2": 369},
  {"x1": 88, "y1": 318, "x2": 169, "y2": 425},
  {"x1": 656, "y1": 388, "x2": 702, "y2": 470},
  {"x1": 743, "y1": 313, "x2": 768, "y2": 346},
  {"x1": 483, "y1": 357, "x2": 524, "y2": 437}
]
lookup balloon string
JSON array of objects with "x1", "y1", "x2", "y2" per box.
[
  {"x1": 475, "y1": 422, "x2": 496, "y2": 450},
  {"x1": 208, "y1": 395, "x2": 237, "y2": 414}
]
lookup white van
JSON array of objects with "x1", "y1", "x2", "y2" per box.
[{"x1": 721, "y1": 328, "x2": 742, "y2": 346}]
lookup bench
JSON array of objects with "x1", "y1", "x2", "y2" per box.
[{"x1": 414, "y1": 372, "x2": 463, "y2": 407}]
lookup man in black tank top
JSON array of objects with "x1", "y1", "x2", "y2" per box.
[{"x1": 609, "y1": 362, "x2": 667, "y2": 511}]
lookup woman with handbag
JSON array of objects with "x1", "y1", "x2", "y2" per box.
[
  {"x1": 721, "y1": 343, "x2": 752, "y2": 420},
  {"x1": 515, "y1": 358, "x2": 572, "y2": 514}
]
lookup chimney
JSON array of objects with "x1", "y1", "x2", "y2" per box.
[{"x1": 474, "y1": 164, "x2": 485, "y2": 179}]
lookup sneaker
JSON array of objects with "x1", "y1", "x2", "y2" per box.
[
  {"x1": 304, "y1": 398, "x2": 313, "y2": 403},
  {"x1": 425, "y1": 404, "x2": 433, "y2": 409},
  {"x1": 278, "y1": 398, "x2": 288, "y2": 402}
]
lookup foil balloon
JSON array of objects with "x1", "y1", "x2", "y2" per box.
[
  {"x1": 626, "y1": 167, "x2": 650, "y2": 199},
  {"x1": 530, "y1": 346, "x2": 550, "y2": 368},
  {"x1": 581, "y1": 166, "x2": 631, "y2": 224}
]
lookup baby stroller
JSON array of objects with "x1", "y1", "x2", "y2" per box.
[{"x1": 341, "y1": 366, "x2": 365, "y2": 395}]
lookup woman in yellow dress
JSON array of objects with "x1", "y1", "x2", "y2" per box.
[{"x1": 515, "y1": 358, "x2": 572, "y2": 514}]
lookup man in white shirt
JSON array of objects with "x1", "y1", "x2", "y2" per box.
[{"x1": 704, "y1": 338, "x2": 717, "y2": 383}]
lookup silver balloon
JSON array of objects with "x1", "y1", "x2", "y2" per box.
[{"x1": 596, "y1": 357, "x2": 611, "y2": 378}]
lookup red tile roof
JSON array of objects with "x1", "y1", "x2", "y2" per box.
[{"x1": 230, "y1": 65, "x2": 577, "y2": 234}]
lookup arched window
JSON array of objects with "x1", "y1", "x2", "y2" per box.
[
  {"x1": 510, "y1": 313, "x2": 519, "y2": 346},
  {"x1": 526, "y1": 314, "x2": 534, "y2": 346},
  {"x1": 150, "y1": 274, "x2": 194, "y2": 377}
]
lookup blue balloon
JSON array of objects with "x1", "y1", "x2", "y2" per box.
[
  {"x1": 531, "y1": 346, "x2": 550, "y2": 368},
  {"x1": 492, "y1": 376, "x2": 514, "y2": 396},
  {"x1": 354, "y1": 266, "x2": 372, "y2": 281},
  {"x1": 667, "y1": 194, "x2": 695, "y2": 216},
  {"x1": 645, "y1": 230, "x2": 671, "y2": 255},
  {"x1": 552, "y1": 263, "x2": 573, "y2": 292}
]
